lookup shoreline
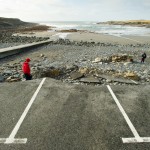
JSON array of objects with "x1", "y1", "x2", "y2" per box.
[
  {"x1": 10, "y1": 29, "x2": 150, "y2": 45},
  {"x1": 1, "y1": 30, "x2": 150, "y2": 50}
]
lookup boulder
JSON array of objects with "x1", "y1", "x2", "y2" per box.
[
  {"x1": 59, "y1": 29, "x2": 78, "y2": 32},
  {"x1": 70, "y1": 71, "x2": 84, "y2": 80},
  {"x1": 79, "y1": 68, "x2": 89, "y2": 74},
  {"x1": 3, "y1": 70, "x2": 12, "y2": 75},
  {"x1": 92, "y1": 57, "x2": 111, "y2": 63},
  {"x1": 13, "y1": 74, "x2": 20, "y2": 78},
  {"x1": 9, "y1": 78, "x2": 20, "y2": 82},
  {"x1": 143, "y1": 70, "x2": 150, "y2": 75},
  {"x1": 6, "y1": 76, "x2": 12, "y2": 80},
  {"x1": 124, "y1": 62, "x2": 132, "y2": 65},
  {"x1": 92, "y1": 57, "x2": 102, "y2": 63},
  {"x1": 89, "y1": 68, "x2": 101, "y2": 75},
  {"x1": 111, "y1": 54, "x2": 128, "y2": 62},
  {"x1": 6, "y1": 76, "x2": 20, "y2": 82},
  {"x1": 113, "y1": 72, "x2": 124, "y2": 77},
  {"x1": 106, "y1": 79, "x2": 112, "y2": 83},
  {"x1": 40, "y1": 54, "x2": 44, "y2": 57},
  {"x1": 80, "y1": 76, "x2": 100, "y2": 83},
  {"x1": 124, "y1": 72, "x2": 140, "y2": 81}
]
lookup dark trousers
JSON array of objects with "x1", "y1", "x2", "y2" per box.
[
  {"x1": 24, "y1": 74, "x2": 32, "y2": 80},
  {"x1": 141, "y1": 58, "x2": 145, "y2": 63}
]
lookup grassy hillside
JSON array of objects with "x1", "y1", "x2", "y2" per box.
[{"x1": 0, "y1": 17, "x2": 36, "y2": 30}]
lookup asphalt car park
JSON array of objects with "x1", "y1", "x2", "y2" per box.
[{"x1": 0, "y1": 78, "x2": 150, "y2": 150}]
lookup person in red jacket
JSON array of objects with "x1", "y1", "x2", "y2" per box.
[{"x1": 22, "y1": 58, "x2": 32, "y2": 80}]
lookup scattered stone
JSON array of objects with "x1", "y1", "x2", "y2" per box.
[
  {"x1": 40, "y1": 54, "x2": 44, "y2": 57},
  {"x1": 111, "y1": 54, "x2": 130, "y2": 62},
  {"x1": 106, "y1": 79, "x2": 112, "y2": 83},
  {"x1": 66, "y1": 64, "x2": 78, "y2": 71},
  {"x1": 92, "y1": 57, "x2": 102, "y2": 63},
  {"x1": 124, "y1": 72, "x2": 140, "y2": 81},
  {"x1": 124, "y1": 62, "x2": 132, "y2": 65},
  {"x1": 6, "y1": 76, "x2": 20, "y2": 82},
  {"x1": 3, "y1": 70, "x2": 12, "y2": 75},
  {"x1": 78, "y1": 68, "x2": 89, "y2": 74},
  {"x1": 6, "y1": 76, "x2": 12, "y2": 80},
  {"x1": 9, "y1": 78, "x2": 20, "y2": 82},
  {"x1": 113, "y1": 72, "x2": 124, "y2": 78},
  {"x1": 143, "y1": 70, "x2": 150, "y2": 75},
  {"x1": 80, "y1": 76, "x2": 100, "y2": 83},
  {"x1": 70, "y1": 71, "x2": 84, "y2": 80},
  {"x1": 13, "y1": 74, "x2": 20, "y2": 78}
]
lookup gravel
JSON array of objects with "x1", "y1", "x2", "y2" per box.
[{"x1": 0, "y1": 39, "x2": 150, "y2": 85}]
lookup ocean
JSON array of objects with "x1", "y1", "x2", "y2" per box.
[{"x1": 40, "y1": 21, "x2": 150, "y2": 37}]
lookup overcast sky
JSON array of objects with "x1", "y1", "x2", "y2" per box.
[{"x1": 0, "y1": 0, "x2": 150, "y2": 22}]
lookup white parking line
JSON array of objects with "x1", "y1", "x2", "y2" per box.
[
  {"x1": 107, "y1": 85, "x2": 150, "y2": 143},
  {"x1": 0, "y1": 78, "x2": 46, "y2": 144}
]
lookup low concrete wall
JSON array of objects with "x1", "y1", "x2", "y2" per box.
[{"x1": 0, "y1": 39, "x2": 52, "y2": 59}]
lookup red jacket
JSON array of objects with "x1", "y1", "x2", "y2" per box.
[{"x1": 22, "y1": 61, "x2": 30, "y2": 75}]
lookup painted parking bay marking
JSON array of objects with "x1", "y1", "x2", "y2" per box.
[
  {"x1": 0, "y1": 78, "x2": 46, "y2": 144},
  {"x1": 107, "y1": 85, "x2": 150, "y2": 143}
]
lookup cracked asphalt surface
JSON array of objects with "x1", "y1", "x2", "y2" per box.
[{"x1": 0, "y1": 78, "x2": 150, "y2": 150}]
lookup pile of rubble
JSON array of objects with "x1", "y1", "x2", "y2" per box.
[
  {"x1": 92, "y1": 54, "x2": 133, "y2": 64},
  {"x1": 0, "y1": 52, "x2": 148, "y2": 85},
  {"x1": 0, "y1": 62, "x2": 140, "y2": 85},
  {"x1": 111, "y1": 54, "x2": 133, "y2": 62},
  {"x1": 31, "y1": 65, "x2": 140, "y2": 85}
]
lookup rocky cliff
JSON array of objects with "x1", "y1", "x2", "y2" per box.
[{"x1": 97, "y1": 20, "x2": 150, "y2": 28}]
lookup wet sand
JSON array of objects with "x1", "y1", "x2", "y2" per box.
[
  {"x1": 67, "y1": 32, "x2": 150, "y2": 45},
  {"x1": 14, "y1": 30, "x2": 150, "y2": 45}
]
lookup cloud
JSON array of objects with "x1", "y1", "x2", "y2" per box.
[
  {"x1": 0, "y1": 0, "x2": 150, "y2": 21},
  {"x1": 0, "y1": 0, "x2": 65, "y2": 20},
  {"x1": 143, "y1": 0, "x2": 150, "y2": 6},
  {"x1": 87, "y1": 0, "x2": 125, "y2": 7}
]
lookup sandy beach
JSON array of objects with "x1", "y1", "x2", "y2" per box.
[
  {"x1": 13, "y1": 30, "x2": 150, "y2": 45},
  {"x1": 67, "y1": 32, "x2": 150, "y2": 44}
]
